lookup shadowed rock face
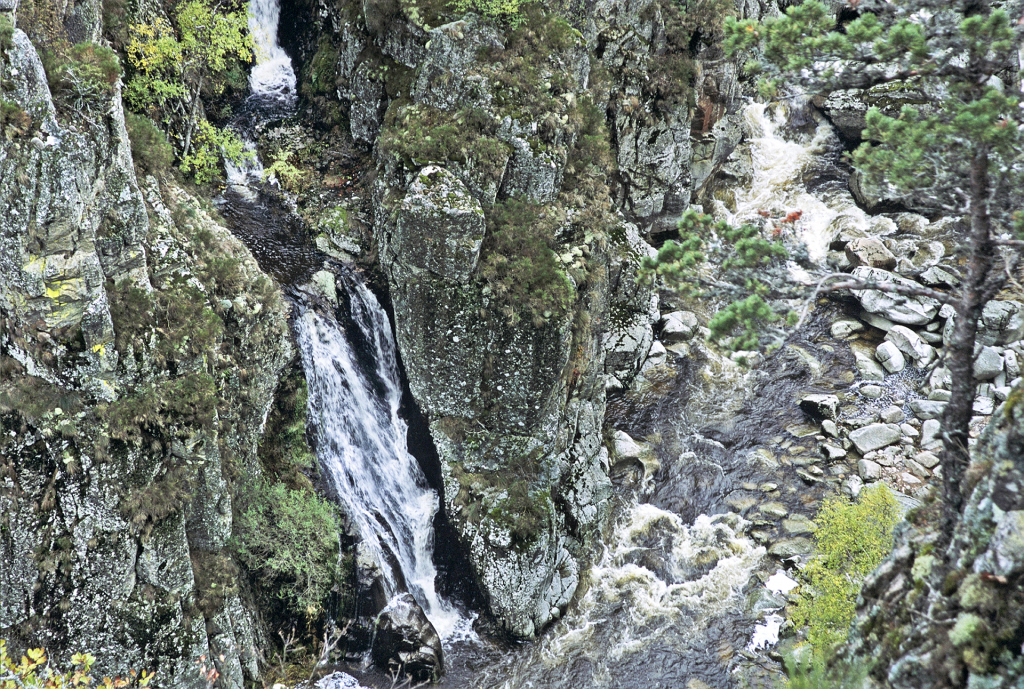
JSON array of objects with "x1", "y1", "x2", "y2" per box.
[
  {"x1": 372, "y1": 593, "x2": 445, "y2": 682},
  {"x1": 0, "y1": 18, "x2": 291, "y2": 687}
]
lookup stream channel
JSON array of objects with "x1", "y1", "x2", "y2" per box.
[{"x1": 215, "y1": 2, "x2": 877, "y2": 687}]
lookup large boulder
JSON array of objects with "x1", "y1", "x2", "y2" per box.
[
  {"x1": 371, "y1": 594, "x2": 444, "y2": 683},
  {"x1": 852, "y1": 267, "x2": 941, "y2": 325}
]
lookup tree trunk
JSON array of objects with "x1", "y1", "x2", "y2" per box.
[
  {"x1": 181, "y1": 75, "x2": 205, "y2": 160},
  {"x1": 938, "y1": 147, "x2": 996, "y2": 540}
]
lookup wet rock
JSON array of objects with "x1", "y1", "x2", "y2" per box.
[
  {"x1": 849, "y1": 423, "x2": 902, "y2": 454},
  {"x1": 768, "y1": 538, "x2": 813, "y2": 558},
  {"x1": 876, "y1": 341, "x2": 906, "y2": 373},
  {"x1": 660, "y1": 310, "x2": 698, "y2": 343},
  {"x1": 845, "y1": 237, "x2": 896, "y2": 269},
  {"x1": 782, "y1": 515, "x2": 818, "y2": 536},
  {"x1": 760, "y1": 502, "x2": 789, "y2": 518},
  {"x1": 910, "y1": 399, "x2": 947, "y2": 420},
  {"x1": 611, "y1": 430, "x2": 645, "y2": 462},
  {"x1": 858, "y1": 459, "x2": 883, "y2": 481},
  {"x1": 852, "y1": 267, "x2": 941, "y2": 325},
  {"x1": 372, "y1": 593, "x2": 445, "y2": 682},
  {"x1": 973, "y1": 346, "x2": 1003, "y2": 380},
  {"x1": 831, "y1": 318, "x2": 865, "y2": 339},
  {"x1": 645, "y1": 340, "x2": 667, "y2": 367},
  {"x1": 885, "y1": 325, "x2": 935, "y2": 365},
  {"x1": 799, "y1": 393, "x2": 840, "y2": 421}
]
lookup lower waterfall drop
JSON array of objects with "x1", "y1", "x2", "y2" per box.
[{"x1": 294, "y1": 275, "x2": 469, "y2": 641}]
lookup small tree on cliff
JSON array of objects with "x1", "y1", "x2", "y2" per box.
[
  {"x1": 125, "y1": 0, "x2": 251, "y2": 168},
  {"x1": 646, "y1": 0, "x2": 1024, "y2": 538}
]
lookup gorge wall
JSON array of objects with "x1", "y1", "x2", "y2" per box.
[{"x1": 0, "y1": 7, "x2": 298, "y2": 687}]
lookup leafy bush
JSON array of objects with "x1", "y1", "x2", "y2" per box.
[
  {"x1": 449, "y1": 0, "x2": 533, "y2": 25},
  {"x1": 125, "y1": 112, "x2": 174, "y2": 174},
  {"x1": 0, "y1": 640, "x2": 153, "y2": 689},
  {"x1": 233, "y1": 477, "x2": 342, "y2": 618},
  {"x1": 179, "y1": 119, "x2": 251, "y2": 185},
  {"x1": 479, "y1": 197, "x2": 574, "y2": 326},
  {"x1": 791, "y1": 484, "x2": 901, "y2": 655}
]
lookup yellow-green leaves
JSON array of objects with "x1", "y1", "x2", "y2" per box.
[{"x1": 790, "y1": 484, "x2": 900, "y2": 655}]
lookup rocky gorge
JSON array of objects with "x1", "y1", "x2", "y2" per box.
[{"x1": 1, "y1": 0, "x2": 1023, "y2": 685}]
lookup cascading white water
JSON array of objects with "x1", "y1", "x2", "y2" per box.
[
  {"x1": 294, "y1": 278, "x2": 467, "y2": 640},
  {"x1": 713, "y1": 102, "x2": 893, "y2": 265},
  {"x1": 224, "y1": 0, "x2": 297, "y2": 187},
  {"x1": 247, "y1": 0, "x2": 297, "y2": 101}
]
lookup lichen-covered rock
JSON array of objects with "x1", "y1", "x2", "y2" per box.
[
  {"x1": 844, "y1": 382, "x2": 1024, "y2": 688},
  {"x1": 0, "y1": 31, "x2": 291, "y2": 684}
]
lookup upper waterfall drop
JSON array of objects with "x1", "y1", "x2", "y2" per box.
[{"x1": 247, "y1": 0, "x2": 297, "y2": 103}]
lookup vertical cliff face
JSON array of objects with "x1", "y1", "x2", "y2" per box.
[
  {"x1": 282, "y1": 0, "x2": 748, "y2": 637},
  {"x1": 0, "y1": 10, "x2": 293, "y2": 685}
]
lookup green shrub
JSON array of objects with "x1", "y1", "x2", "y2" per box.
[
  {"x1": 125, "y1": 112, "x2": 174, "y2": 174},
  {"x1": 791, "y1": 483, "x2": 901, "y2": 655},
  {"x1": 449, "y1": 0, "x2": 533, "y2": 25},
  {"x1": 233, "y1": 477, "x2": 341, "y2": 618},
  {"x1": 478, "y1": 197, "x2": 574, "y2": 326},
  {"x1": 0, "y1": 640, "x2": 154, "y2": 689},
  {"x1": 179, "y1": 119, "x2": 251, "y2": 185}
]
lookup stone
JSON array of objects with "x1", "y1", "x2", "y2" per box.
[
  {"x1": 372, "y1": 593, "x2": 444, "y2": 682},
  {"x1": 799, "y1": 393, "x2": 840, "y2": 421},
  {"x1": 973, "y1": 511, "x2": 1024, "y2": 577},
  {"x1": 842, "y1": 474, "x2": 865, "y2": 498},
  {"x1": 973, "y1": 346, "x2": 1003, "y2": 380},
  {"x1": 852, "y1": 266, "x2": 941, "y2": 325},
  {"x1": 977, "y1": 300, "x2": 1024, "y2": 346},
  {"x1": 929, "y1": 389, "x2": 952, "y2": 401},
  {"x1": 921, "y1": 419, "x2": 942, "y2": 450},
  {"x1": 880, "y1": 405, "x2": 905, "y2": 424},
  {"x1": 831, "y1": 318, "x2": 865, "y2": 339},
  {"x1": 876, "y1": 341, "x2": 906, "y2": 373},
  {"x1": 782, "y1": 514, "x2": 818, "y2": 536},
  {"x1": 900, "y1": 423, "x2": 919, "y2": 438},
  {"x1": 768, "y1": 538, "x2": 814, "y2": 558},
  {"x1": 858, "y1": 458, "x2": 883, "y2": 480},
  {"x1": 906, "y1": 458, "x2": 931, "y2": 479},
  {"x1": 849, "y1": 424, "x2": 902, "y2": 454},
  {"x1": 973, "y1": 396, "x2": 995, "y2": 415},
  {"x1": 660, "y1": 310, "x2": 698, "y2": 343},
  {"x1": 860, "y1": 385, "x2": 883, "y2": 399},
  {"x1": 645, "y1": 340, "x2": 667, "y2": 367},
  {"x1": 760, "y1": 502, "x2": 789, "y2": 518},
  {"x1": 886, "y1": 325, "x2": 936, "y2": 365},
  {"x1": 395, "y1": 166, "x2": 485, "y2": 283},
  {"x1": 855, "y1": 349, "x2": 887, "y2": 381},
  {"x1": 860, "y1": 310, "x2": 896, "y2": 332},
  {"x1": 821, "y1": 419, "x2": 839, "y2": 437},
  {"x1": 821, "y1": 443, "x2": 847, "y2": 460},
  {"x1": 1005, "y1": 349, "x2": 1020, "y2": 378},
  {"x1": 910, "y1": 399, "x2": 947, "y2": 420},
  {"x1": 845, "y1": 237, "x2": 897, "y2": 269},
  {"x1": 915, "y1": 451, "x2": 941, "y2": 469},
  {"x1": 920, "y1": 265, "x2": 961, "y2": 287},
  {"x1": 611, "y1": 430, "x2": 645, "y2": 462}
]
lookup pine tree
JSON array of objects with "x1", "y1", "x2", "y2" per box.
[{"x1": 649, "y1": 0, "x2": 1024, "y2": 538}]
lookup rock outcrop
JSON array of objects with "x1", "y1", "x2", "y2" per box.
[
  {"x1": 1, "y1": 21, "x2": 293, "y2": 686},
  {"x1": 843, "y1": 386, "x2": 1024, "y2": 689}
]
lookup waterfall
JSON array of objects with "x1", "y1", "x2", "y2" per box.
[
  {"x1": 224, "y1": 0, "x2": 297, "y2": 187},
  {"x1": 294, "y1": 277, "x2": 467, "y2": 640},
  {"x1": 247, "y1": 0, "x2": 297, "y2": 101},
  {"x1": 713, "y1": 102, "x2": 881, "y2": 265}
]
